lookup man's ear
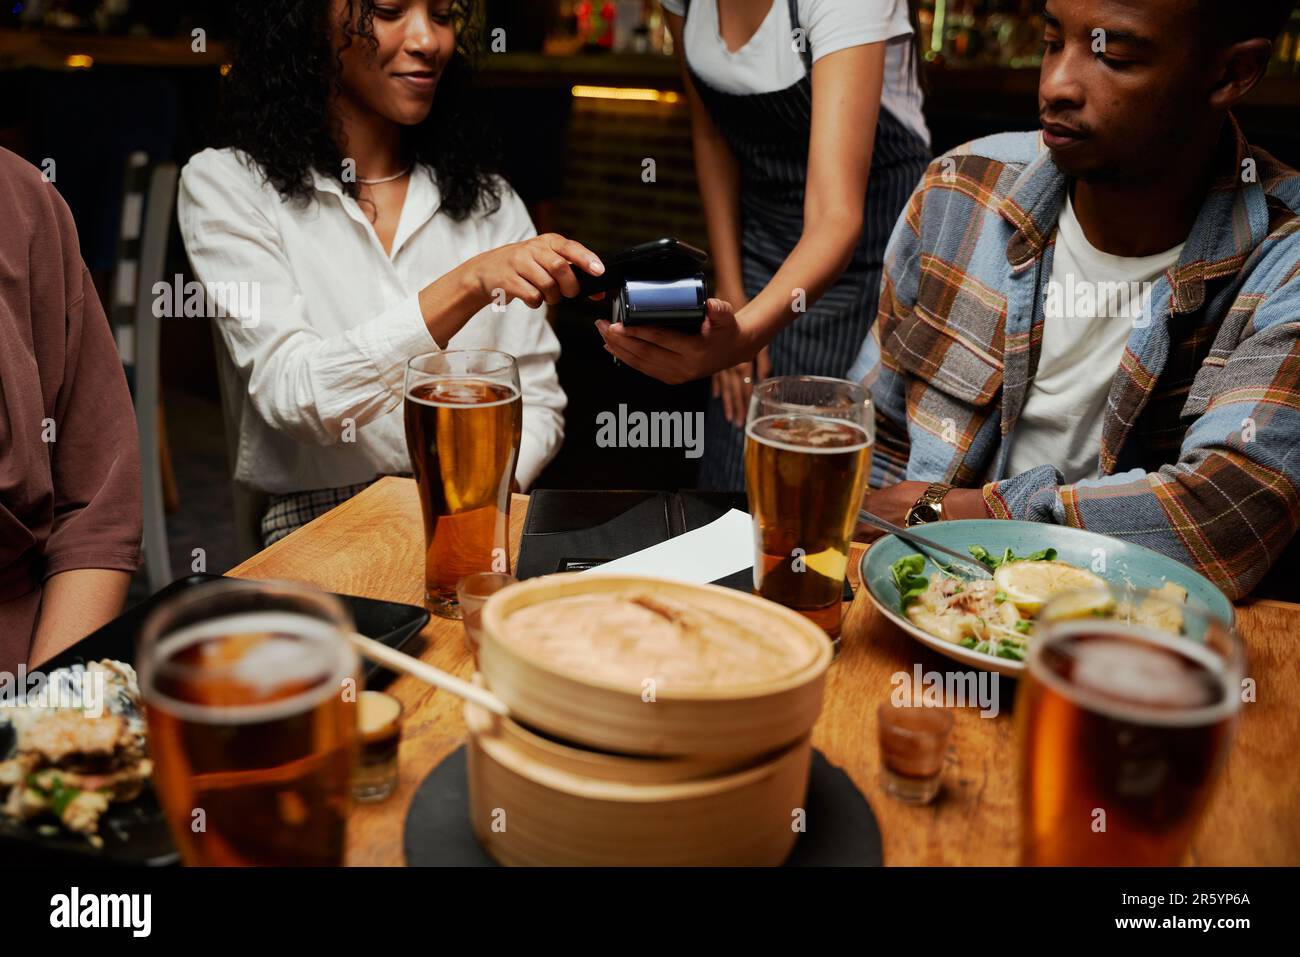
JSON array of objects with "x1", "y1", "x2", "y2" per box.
[{"x1": 1207, "y1": 37, "x2": 1273, "y2": 111}]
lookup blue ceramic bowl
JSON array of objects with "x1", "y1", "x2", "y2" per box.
[{"x1": 860, "y1": 519, "x2": 1235, "y2": 675}]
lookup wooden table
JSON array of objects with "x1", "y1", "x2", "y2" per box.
[{"x1": 229, "y1": 477, "x2": 1300, "y2": 866}]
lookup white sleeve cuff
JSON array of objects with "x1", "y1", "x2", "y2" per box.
[
  {"x1": 515, "y1": 448, "x2": 544, "y2": 493},
  {"x1": 515, "y1": 422, "x2": 549, "y2": 492},
  {"x1": 346, "y1": 294, "x2": 437, "y2": 400},
  {"x1": 515, "y1": 405, "x2": 563, "y2": 491}
]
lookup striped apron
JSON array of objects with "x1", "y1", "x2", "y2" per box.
[{"x1": 684, "y1": 0, "x2": 931, "y2": 490}]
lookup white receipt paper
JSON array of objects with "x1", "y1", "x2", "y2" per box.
[{"x1": 579, "y1": 508, "x2": 754, "y2": 584}]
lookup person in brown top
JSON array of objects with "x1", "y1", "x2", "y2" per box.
[{"x1": 0, "y1": 147, "x2": 142, "y2": 672}]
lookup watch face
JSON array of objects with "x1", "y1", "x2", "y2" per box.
[{"x1": 907, "y1": 503, "x2": 940, "y2": 527}]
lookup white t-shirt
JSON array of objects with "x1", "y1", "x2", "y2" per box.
[
  {"x1": 178, "y1": 148, "x2": 566, "y2": 495},
  {"x1": 660, "y1": 0, "x2": 929, "y2": 146},
  {"x1": 1007, "y1": 194, "x2": 1184, "y2": 484}
]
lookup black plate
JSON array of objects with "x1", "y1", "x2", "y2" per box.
[{"x1": 0, "y1": 574, "x2": 429, "y2": 866}]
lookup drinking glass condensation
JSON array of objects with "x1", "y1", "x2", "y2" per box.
[
  {"x1": 744, "y1": 376, "x2": 873, "y2": 644},
  {"x1": 138, "y1": 580, "x2": 361, "y2": 866},
  {"x1": 404, "y1": 350, "x2": 522, "y2": 618},
  {"x1": 1018, "y1": 590, "x2": 1242, "y2": 866}
]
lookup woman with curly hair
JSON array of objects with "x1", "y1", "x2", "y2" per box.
[{"x1": 179, "y1": 0, "x2": 603, "y2": 545}]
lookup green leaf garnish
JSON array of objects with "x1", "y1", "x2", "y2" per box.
[
  {"x1": 29, "y1": 774, "x2": 81, "y2": 817},
  {"x1": 49, "y1": 781, "x2": 81, "y2": 818},
  {"x1": 1020, "y1": 547, "x2": 1058, "y2": 563},
  {"x1": 969, "y1": 545, "x2": 1058, "y2": 572},
  {"x1": 890, "y1": 554, "x2": 929, "y2": 610}
]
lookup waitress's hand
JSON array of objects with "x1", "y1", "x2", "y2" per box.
[
  {"x1": 596, "y1": 298, "x2": 751, "y2": 385},
  {"x1": 713, "y1": 347, "x2": 771, "y2": 427},
  {"x1": 459, "y1": 233, "x2": 604, "y2": 310}
]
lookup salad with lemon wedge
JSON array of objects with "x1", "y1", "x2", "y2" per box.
[{"x1": 890, "y1": 546, "x2": 1188, "y2": 661}]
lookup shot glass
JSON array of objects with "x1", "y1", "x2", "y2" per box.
[
  {"x1": 456, "y1": 572, "x2": 516, "y2": 667},
  {"x1": 877, "y1": 701, "x2": 954, "y2": 805},
  {"x1": 352, "y1": 690, "x2": 403, "y2": 803}
]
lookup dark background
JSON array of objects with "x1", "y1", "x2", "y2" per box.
[{"x1": 1, "y1": 0, "x2": 1298, "y2": 574}]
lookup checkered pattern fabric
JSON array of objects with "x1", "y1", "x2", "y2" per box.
[
  {"x1": 856, "y1": 117, "x2": 1300, "y2": 600},
  {"x1": 260, "y1": 480, "x2": 375, "y2": 547}
]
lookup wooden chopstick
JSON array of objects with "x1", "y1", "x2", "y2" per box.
[{"x1": 348, "y1": 632, "x2": 510, "y2": 717}]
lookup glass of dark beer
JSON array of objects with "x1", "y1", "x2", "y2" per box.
[
  {"x1": 1018, "y1": 589, "x2": 1242, "y2": 866},
  {"x1": 744, "y1": 376, "x2": 873, "y2": 646},
  {"x1": 138, "y1": 580, "x2": 361, "y2": 866},
  {"x1": 404, "y1": 350, "x2": 522, "y2": 618}
]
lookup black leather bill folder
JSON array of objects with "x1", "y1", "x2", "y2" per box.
[{"x1": 515, "y1": 489, "x2": 853, "y2": 600}]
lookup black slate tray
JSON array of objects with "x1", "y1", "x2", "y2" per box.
[{"x1": 0, "y1": 574, "x2": 429, "y2": 866}]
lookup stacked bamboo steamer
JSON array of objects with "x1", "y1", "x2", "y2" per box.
[{"x1": 466, "y1": 574, "x2": 833, "y2": 866}]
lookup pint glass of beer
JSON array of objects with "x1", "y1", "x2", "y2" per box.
[
  {"x1": 744, "y1": 376, "x2": 873, "y2": 644},
  {"x1": 1018, "y1": 590, "x2": 1242, "y2": 866},
  {"x1": 404, "y1": 350, "x2": 522, "y2": 618},
  {"x1": 138, "y1": 580, "x2": 361, "y2": 866}
]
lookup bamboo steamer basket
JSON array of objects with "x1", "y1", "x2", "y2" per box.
[
  {"x1": 465, "y1": 699, "x2": 813, "y2": 866},
  {"x1": 477, "y1": 574, "x2": 833, "y2": 757}
]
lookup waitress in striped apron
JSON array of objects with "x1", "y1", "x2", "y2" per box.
[{"x1": 599, "y1": 0, "x2": 931, "y2": 489}]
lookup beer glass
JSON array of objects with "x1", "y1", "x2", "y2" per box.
[
  {"x1": 404, "y1": 350, "x2": 522, "y2": 618},
  {"x1": 1018, "y1": 590, "x2": 1242, "y2": 866},
  {"x1": 138, "y1": 580, "x2": 361, "y2": 866},
  {"x1": 744, "y1": 376, "x2": 873, "y2": 645}
]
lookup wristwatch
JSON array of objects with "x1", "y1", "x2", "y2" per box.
[{"x1": 905, "y1": 482, "x2": 953, "y2": 527}]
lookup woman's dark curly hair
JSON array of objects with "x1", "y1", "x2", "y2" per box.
[{"x1": 217, "y1": 0, "x2": 501, "y2": 221}]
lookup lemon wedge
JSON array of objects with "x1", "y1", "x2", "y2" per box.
[
  {"x1": 800, "y1": 546, "x2": 849, "y2": 582},
  {"x1": 1038, "y1": 587, "x2": 1117, "y2": 622},
  {"x1": 993, "y1": 560, "x2": 1107, "y2": 615}
]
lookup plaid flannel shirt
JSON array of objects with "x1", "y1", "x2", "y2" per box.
[{"x1": 850, "y1": 118, "x2": 1300, "y2": 600}]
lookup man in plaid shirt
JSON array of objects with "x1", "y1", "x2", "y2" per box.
[{"x1": 851, "y1": 0, "x2": 1300, "y2": 600}]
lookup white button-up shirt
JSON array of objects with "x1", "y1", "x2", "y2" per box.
[{"x1": 177, "y1": 147, "x2": 566, "y2": 495}]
